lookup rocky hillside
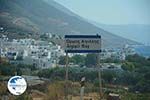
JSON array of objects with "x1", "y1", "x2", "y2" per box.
[{"x1": 0, "y1": 0, "x2": 138, "y2": 48}]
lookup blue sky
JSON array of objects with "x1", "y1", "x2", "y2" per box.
[{"x1": 54, "y1": 0, "x2": 150, "y2": 25}]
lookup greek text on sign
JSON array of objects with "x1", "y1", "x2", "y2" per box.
[{"x1": 65, "y1": 35, "x2": 101, "y2": 53}]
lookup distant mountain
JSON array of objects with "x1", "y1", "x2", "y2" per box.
[
  {"x1": 0, "y1": 0, "x2": 138, "y2": 48},
  {"x1": 91, "y1": 21, "x2": 150, "y2": 45}
]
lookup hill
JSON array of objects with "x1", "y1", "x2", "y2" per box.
[
  {"x1": 0, "y1": 0, "x2": 138, "y2": 48},
  {"x1": 91, "y1": 21, "x2": 150, "y2": 45}
]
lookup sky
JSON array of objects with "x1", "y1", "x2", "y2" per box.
[{"x1": 54, "y1": 0, "x2": 150, "y2": 25}]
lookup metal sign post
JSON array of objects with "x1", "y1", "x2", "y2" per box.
[
  {"x1": 97, "y1": 53, "x2": 103, "y2": 100},
  {"x1": 65, "y1": 52, "x2": 69, "y2": 100}
]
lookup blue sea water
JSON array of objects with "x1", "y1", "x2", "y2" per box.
[{"x1": 134, "y1": 45, "x2": 150, "y2": 57}]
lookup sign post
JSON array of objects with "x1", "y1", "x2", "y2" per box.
[
  {"x1": 65, "y1": 52, "x2": 69, "y2": 100},
  {"x1": 64, "y1": 35, "x2": 102, "y2": 99},
  {"x1": 97, "y1": 53, "x2": 103, "y2": 100}
]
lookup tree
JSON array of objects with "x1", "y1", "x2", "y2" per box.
[
  {"x1": 126, "y1": 54, "x2": 145, "y2": 63},
  {"x1": 116, "y1": 71, "x2": 141, "y2": 86},
  {"x1": 102, "y1": 71, "x2": 117, "y2": 84},
  {"x1": 85, "y1": 54, "x2": 97, "y2": 67},
  {"x1": 121, "y1": 62, "x2": 135, "y2": 72},
  {"x1": 71, "y1": 55, "x2": 85, "y2": 65},
  {"x1": 58, "y1": 56, "x2": 66, "y2": 65}
]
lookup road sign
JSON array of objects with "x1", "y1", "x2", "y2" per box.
[
  {"x1": 64, "y1": 35, "x2": 101, "y2": 53},
  {"x1": 64, "y1": 35, "x2": 102, "y2": 100}
]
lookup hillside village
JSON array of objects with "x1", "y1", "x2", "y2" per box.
[
  {"x1": 0, "y1": 33, "x2": 136, "y2": 69},
  {"x1": 0, "y1": 34, "x2": 64, "y2": 69}
]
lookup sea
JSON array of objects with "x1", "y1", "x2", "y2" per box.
[{"x1": 134, "y1": 45, "x2": 150, "y2": 58}]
